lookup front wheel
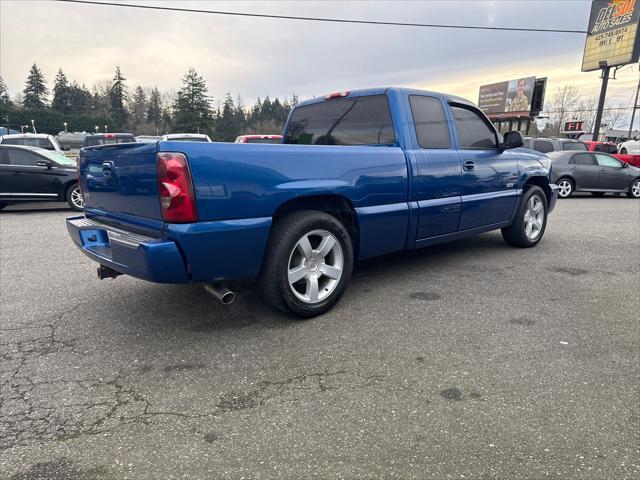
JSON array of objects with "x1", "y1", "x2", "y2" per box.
[
  {"x1": 628, "y1": 179, "x2": 640, "y2": 198},
  {"x1": 620, "y1": 148, "x2": 628, "y2": 154},
  {"x1": 66, "y1": 184, "x2": 84, "y2": 211},
  {"x1": 502, "y1": 186, "x2": 548, "y2": 248},
  {"x1": 557, "y1": 178, "x2": 574, "y2": 198},
  {"x1": 259, "y1": 211, "x2": 354, "y2": 318}
]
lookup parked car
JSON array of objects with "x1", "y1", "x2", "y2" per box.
[
  {"x1": 0, "y1": 133, "x2": 65, "y2": 155},
  {"x1": 135, "y1": 135, "x2": 161, "y2": 143},
  {"x1": 619, "y1": 136, "x2": 640, "y2": 155},
  {"x1": 523, "y1": 137, "x2": 587, "y2": 153},
  {"x1": 81, "y1": 133, "x2": 136, "y2": 148},
  {"x1": 583, "y1": 140, "x2": 640, "y2": 167},
  {"x1": 0, "y1": 145, "x2": 83, "y2": 211},
  {"x1": 549, "y1": 151, "x2": 640, "y2": 198},
  {"x1": 235, "y1": 134, "x2": 283, "y2": 144},
  {"x1": 67, "y1": 87, "x2": 558, "y2": 317},
  {"x1": 159, "y1": 133, "x2": 212, "y2": 142},
  {"x1": 57, "y1": 132, "x2": 89, "y2": 160}
]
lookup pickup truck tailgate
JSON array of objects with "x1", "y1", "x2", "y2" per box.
[{"x1": 79, "y1": 142, "x2": 162, "y2": 223}]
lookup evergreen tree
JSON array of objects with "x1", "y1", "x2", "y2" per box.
[
  {"x1": 23, "y1": 63, "x2": 48, "y2": 108},
  {"x1": 172, "y1": 68, "x2": 212, "y2": 133},
  {"x1": 147, "y1": 87, "x2": 162, "y2": 128},
  {"x1": 68, "y1": 83, "x2": 93, "y2": 114},
  {"x1": 128, "y1": 86, "x2": 147, "y2": 132},
  {"x1": 215, "y1": 93, "x2": 242, "y2": 141},
  {"x1": 0, "y1": 76, "x2": 12, "y2": 109},
  {"x1": 52, "y1": 69, "x2": 71, "y2": 114},
  {"x1": 109, "y1": 66, "x2": 128, "y2": 129}
]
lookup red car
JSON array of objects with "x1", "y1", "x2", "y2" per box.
[
  {"x1": 582, "y1": 141, "x2": 640, "y2": 167},
  {"x1": 234, "y1": 134, "x2": 283, "y2": 144}
]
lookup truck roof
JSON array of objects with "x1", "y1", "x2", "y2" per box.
[{"x1": 295, "y1": 87, "x2": 474, "y2": 108}]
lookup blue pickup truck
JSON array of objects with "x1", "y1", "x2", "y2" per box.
[{"x1": 67, "y1": 87, "x2": 558, "y2": 317}]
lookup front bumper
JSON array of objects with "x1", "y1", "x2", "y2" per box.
[
  {"x1": 66, "y1": 216, "x2": 189, "y2": 283},
  {"x1": 548, "y1": 183, "x2": 559, "y2": 213}
]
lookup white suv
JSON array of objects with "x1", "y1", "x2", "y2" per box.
[
  {"x1": 0, "y1": 134, "x2": 64, "y2": 155},
  {"x1": 619, "y1": 136, "x2": 640, "y2": 154},
  {"x1": 160, "y1": 133, "x2": 212, "y2": 142}
]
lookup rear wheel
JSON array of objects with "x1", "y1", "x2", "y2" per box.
[
  {"x1": 557, "y1": 178, "x2": 574, "y2": 198},
  {"x1": 628, "y1": 179, "x2": 640, "y2": 198},
  {"x1": 620, "y1": 148, "x2": 628, "y2": 154},
  {"x1": 259, "y1": 210, "x2": 354, "y2": 318},
  {"x1": 66, "y1": 184, "x2": 84, "y2": 211},
  {"x1": 502, "y1": 186, "x2": 548, "y2": 248},
  {"x1": 591, "y1": 192, "x2": 606, "y2": 197}
]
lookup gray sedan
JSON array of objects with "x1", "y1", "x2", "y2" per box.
[{"x1": 549, "y1": 151, "x2": 640, "y2": 198}]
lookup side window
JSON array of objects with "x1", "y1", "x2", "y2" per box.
[
  {"x1": 595, "y1": 154, "x2": 622, "y2": 168},
  {"x1": 533, "y1": 140, "x2": 554, "y2": 153},
  {"x1": 450, "y1": 105, "x2": 497, "y2": 149},
  {"x1": 606, "y1": 145, "x2": 618, "y2": 154},
  {"x1": 6, "y1": 149, "x2": 39, "y2": 167},
  {"x1": 0, "y1": 150, "x2": 8, "y2": 165},
  {"x1": 284, "y1": 95, "x2": 395, "y2": 146},
  {"x1": 570, "y1": 153, "x2": 596, "y2": 165},
  {"x1": 409, "y1": 95, "x2": 451, "y2": 149}
]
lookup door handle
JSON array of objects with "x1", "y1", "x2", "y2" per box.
[{"x1": 463, "y1": 161, "x2": 475, "y2": 171}]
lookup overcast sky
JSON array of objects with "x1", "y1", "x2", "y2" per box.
[{"x1": 0, "y1": 0, "x2": 637, "y2": 123}]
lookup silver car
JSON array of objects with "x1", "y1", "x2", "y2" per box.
[{"x1": 549, "y1": 151, "x2": 640, "y2": 198}]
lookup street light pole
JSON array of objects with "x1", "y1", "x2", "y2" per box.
[
  {"x1": 592, "y1": 63, "x2": 610, "y2": 142},
  {"x1": 63, "y1": 122, "x2": 68, "y2": 133},
  {"x1": 30, "y1": 119, "x2": 37, "y2": 134},
  {"x1": 104, "y1": 125, "x2": 108, "y2": 133},
  {"x1": 95, "y1": 126, "x2": 99, "y2": 133},
  {"x1": 629, "y1": 66, "x2": 640, "y2": 139}
]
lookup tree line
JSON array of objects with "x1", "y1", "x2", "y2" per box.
[{"x1": 0, "y1": 63, "x2": 298, "y2": 141}]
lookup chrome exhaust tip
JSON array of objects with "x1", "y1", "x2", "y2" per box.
[{"x1": 204, "y1": 282, "x2": 235, "y2": 305}]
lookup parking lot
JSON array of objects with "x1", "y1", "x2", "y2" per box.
[{"x1": 0, "y1": 197, "x2": 638, "y2": 479}]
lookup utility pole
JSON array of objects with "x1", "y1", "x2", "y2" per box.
[
  {"x1": 628, "y1": 66, "x2": 640, "y2": 139},
  {"x1": 592, "y1": 63, "x2": 610, "y2": 142}
]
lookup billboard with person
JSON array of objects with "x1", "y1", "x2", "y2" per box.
[{"x1": 478, "y1": 77, "x2": 535, "y2": 117}]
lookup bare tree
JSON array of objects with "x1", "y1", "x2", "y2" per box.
[
  {"x1": 602, "y1": 104, "x2": 628, "y2": 131},
  {"x1": 545, "y1": 85, "x2": 581, "y2": 136}
]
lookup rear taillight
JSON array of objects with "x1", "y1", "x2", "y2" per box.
[
  {"x1": 156, "y1": 152, "x2": 197, "y2": 223},
  {"x1": 324, "y1": 91, "x2": 350, "y2": 100}
]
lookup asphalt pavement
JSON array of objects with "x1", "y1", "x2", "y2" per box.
[{"x1": 1, "y1": 197, "x2": 639, "y2": 479}]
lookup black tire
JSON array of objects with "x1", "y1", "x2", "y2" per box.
[
  {"x1": 259, "y1": 210, "x2": 354, "y2": 318},
  {"x1": 501, "y1": 186, "x2": 548, "y2": 248},
  {"x1": 591, "y1": 192, "x2": 606, "y2": 197},
  {"x1": 66, "y1": 183, "x2": 84, "y2": 211},
  {"x1": 628, "y1": 178, "x2": 640, "y2": 198},
  {"x1": 620, "y1": 148, "x2": 628, "y2": 154},
  {"x1": 556, "y1": 177, "x2": 574, "y2": 198},
  {"x1": 0, "y1": 202, "x2": 7, "y2": 210}
]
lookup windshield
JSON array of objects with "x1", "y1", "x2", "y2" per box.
[
  {"x1": 38, "y1": 149, "x2": 77, "y2": 166},
  {"x1": 562, "y1": 142, "x2": 587, "y2": 151},
  {"x1": 2, "y1": 137, "x2": 56, "y2": 150}
]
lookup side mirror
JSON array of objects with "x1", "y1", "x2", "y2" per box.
[
  {"x1": 36, "y1": 160, "x2": 51, "y2": 169},
  {"x1": 502, "y1": 131, "x2": 524, "y2": 150}
]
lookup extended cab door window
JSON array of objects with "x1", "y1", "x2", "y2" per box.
[
  {"x1": 283, "y1": 95, "x2": 395, "y2": 145},
  {"x1": 450, "y1": 105, "x2": 497, "y2": 149},
  {"x1": 533, "y1": 140, "x2": 554, "y2": 153},
  {"x1": 408, "y1": 95, "x2": 451, "y2": 149}
]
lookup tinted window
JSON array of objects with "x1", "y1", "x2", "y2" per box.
[
  {"x1": 85, "y1": 135, "x2": 135, "y2": 146},
  {"x1": 409, "y1": 95, "x2": 451, "y2": 149},
  {"x1": 450, "y1": 105, "x2": 496, "y2": 149},
  {"x1": 594, "y1": 144, "x2": 617, "y2": 154},
  {"x1": 284, "y1": 95, "x2": 395, "y2": 146},
  {"x1": 595, "y1": 154, "x2": 622, "y2": 168},
  {"x1": 6, "y1": 149, "x2": 39, "y2": 166},
  {"x1": 561, "y1": 142, "x2": 587, "y2": 151},
  {"x1": 246, "y1": 138, "x2": 281, "y2": 144},
  {"x1": 167, "y1": 137, "x2": 209, "y2": 142},
  {"x1": 2, "y1": 137, "x2": 54, "y2": 150},
  {"x1": 570, "y1": 153, "x2": 596, "y2": 165},
  {"x1": 533, "y1": 140, "x2": 554, "y2": 153}
]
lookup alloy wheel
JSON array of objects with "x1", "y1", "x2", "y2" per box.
[
  {"x1": 287, "y1": 229, "x2": 344, "y2": 304},
  {"x1": 71, "y1": 186, "x2": 84, "y2": 209},
  {"x1": 632, "y1": 181, "x2": 640, "y2": 198},
  {"x1": 523, "y1": 195, "x2": 544, "y2": 241},
  {"x1": 558, "y1": 179, "x2": 572, "y2": 198}
]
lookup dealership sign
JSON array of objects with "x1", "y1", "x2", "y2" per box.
[
  {"x1": 582, "y1": 0, "x2": 640, "y2": 71},
  {"x1": 478, "y1": 77, "x2": 536, "y2": 117},
  {"x1": 563, "y1": 121, "x2": 586, "y2": 133}
]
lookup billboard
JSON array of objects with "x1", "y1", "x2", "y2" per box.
[
  {"x1": 478, "y1": 77, "x2": 536, "y2": 117},
  {"x1": 582, "y1": 0, "x2": 640, "y2": 71}
]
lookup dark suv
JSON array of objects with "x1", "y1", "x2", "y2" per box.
[
  {"x1": 0, "y1": 145, "x2": 83, "y2": 211},
  {"x1": 81, "y1": 133, "x2": 136, "y2": 147}
]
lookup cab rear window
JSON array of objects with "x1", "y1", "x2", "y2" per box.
[{"x1": 284, "y1": 95, "x2": 395, "y2": 146}]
